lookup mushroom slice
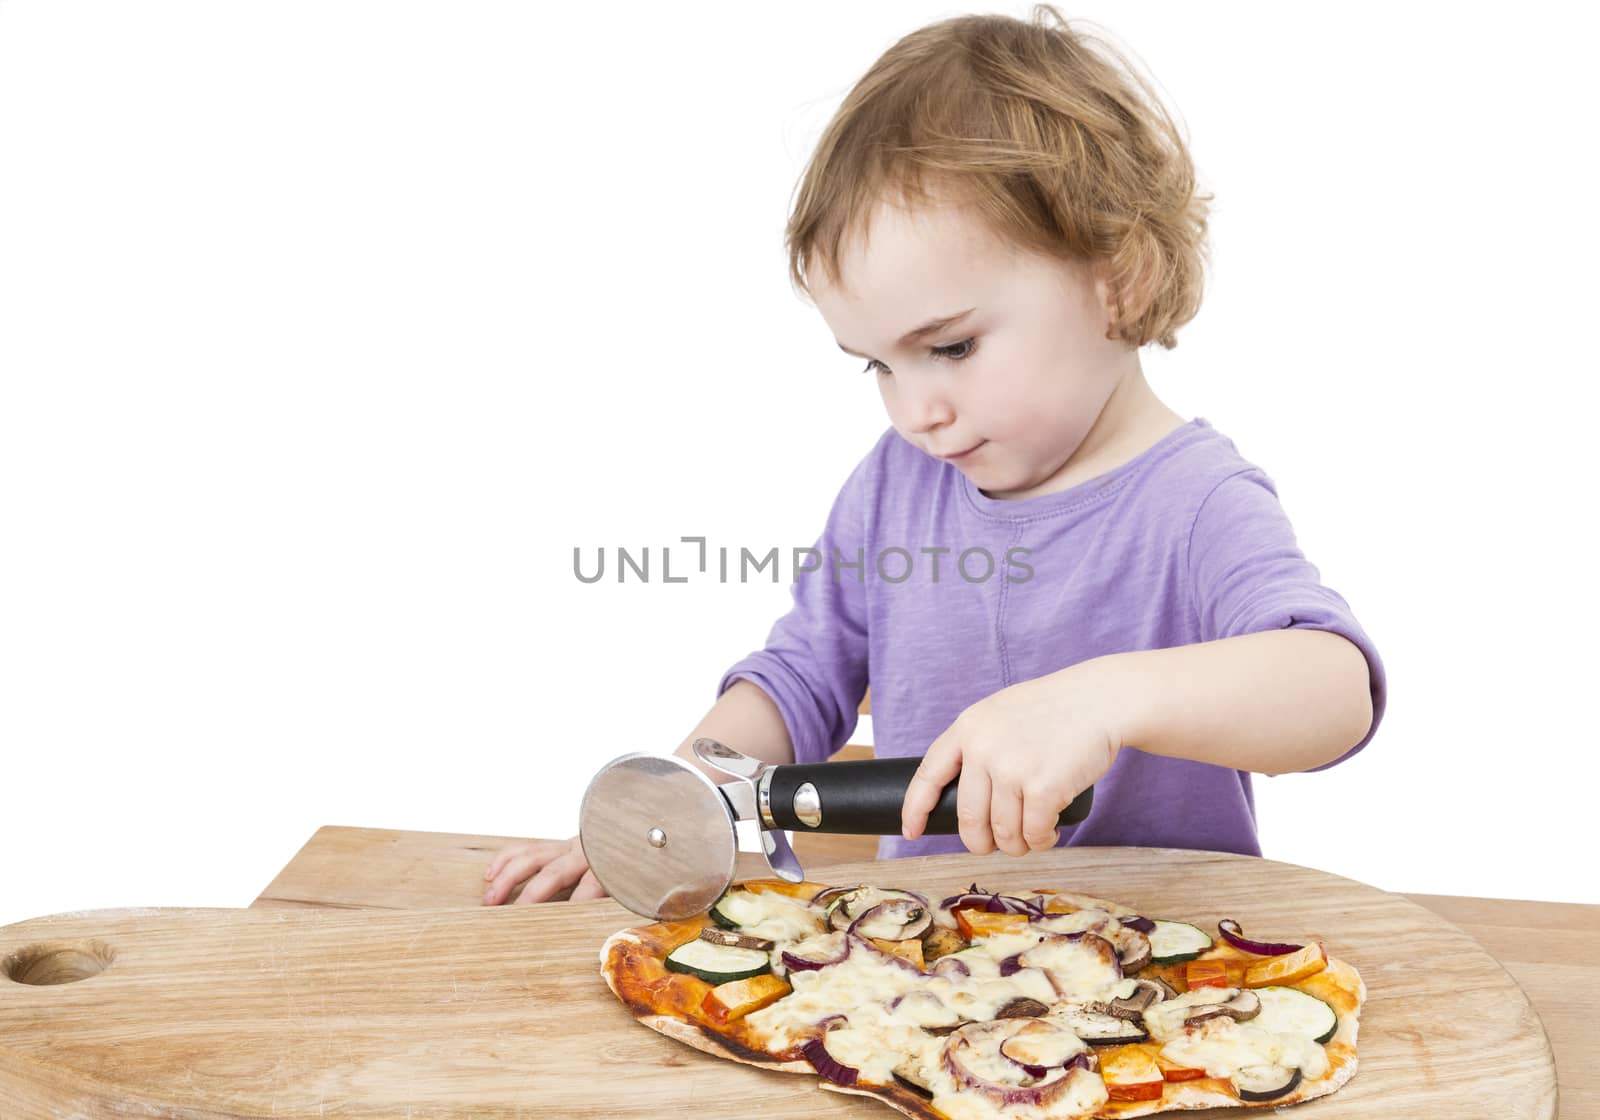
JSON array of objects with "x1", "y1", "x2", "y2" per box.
[
  {"x1": 1182, "y1": 988, "x2": 1261, "y2": 1028},
  {"x1": 1112, "y1": 978, "x2": 1171, "y2": 1014},
  {"x1": 1053, "y1": 1004, "x2": 1150, "y2": 1044},
  {"x1": 698, "y1": 927, "x2": 776, "y2": 952},
  {"x1": 994, "y1": 997, "x2": 1051, "y2": 1020},
  {"x1": 1139, "y1": 976, "x2": 1178, "y2": 1001},
  {"x1": 1084, "y1": 998, "x2": 1146, "y2": 1023},
  {"x1": 1116, "y1": 929, "x2": 1152, "y2": 973}
]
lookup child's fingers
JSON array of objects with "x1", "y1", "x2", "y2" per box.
[
  {"x1": 515, "y1": 848, "x2": 589, "y2": 905},
  {"x1": 482, "y1": 852, "x2": 541, "y2": 906},
  {"x1": 481, "y1": 839, "x2": 573, "y2": 904},
  {"x1": 989, "y1": 783, "x2": 1028, "y2": 857},
  {"x1": 484, "y1": 839, "x2": 538, "y2": 882},
  {"x1": 901, "y1": 735, "x2": 964, "y2": 840},
  {"x1": 955, "y1": 766, "x2": 995, "y2": 855},
  {"x1": 568, "y1": 868, "x2": 610, "y2": 901},
  {"x1": 1022, "y1": 792, "x2": 1066, "y2": 852}
]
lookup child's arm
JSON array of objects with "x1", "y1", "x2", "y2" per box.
[
  {"x1": 900, "y1": 630, "x2": 1374, "y2": 857},
  {"x1": 1091, "y1": 627, "x2": 1375, "y2": 776},
  {"x1": 669, "y1": 679, "x2": 796, "y2": 780},
  {"x1": 904, "y1": 466, "x2": 1384, "y2": 858}
]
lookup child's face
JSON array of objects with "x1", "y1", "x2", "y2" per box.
[{"x1": 812, "y1": 193, "x2": 1136, "y2": 499}]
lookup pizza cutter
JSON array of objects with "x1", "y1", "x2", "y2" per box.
[{"x1": 578, "y1": 737, "x2": 1095, "y2": 920}]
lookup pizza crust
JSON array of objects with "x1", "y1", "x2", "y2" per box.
[
  {"x1": 819, "y1": 1077, "x2": 951, "y2": 1120},
  {"x1": 638, "y1": 1011, "x2": 816, "y2": 1074}
]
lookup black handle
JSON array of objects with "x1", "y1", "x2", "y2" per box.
[{"x1": 767, "y1": 756, "x2": 1093, "y2": 835}]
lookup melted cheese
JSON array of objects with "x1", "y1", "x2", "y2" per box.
[
  {"x1": 1159, "y1": 1019, "x2": 1331, "y2": 1081},
  {"x1": 1143, "y1": 987, "x2": 1248, "y2": 1041},
  {"x1": 941, "y1": 968, "x2": 1059, "y2": 1020},
  {"x1": 746, "y1": 945, "x2": 927, "y2": 1046},
  {"x1": 722, "y1": 887, "x2": 1331, "y2": 1117},
  {"x1": 930, "y1": 1067, "x2": 1108, "y2": 1120},
  {"x1": 818, "y1": 1024, "x2": 941, "y2": 1085},
  {"x1": 953, "y1": 1027, "x2": 1073, "y2": 1088},
  {"x1": 715, "y1": 888, "x2": 826, "y2": 943},
  {"x1": 1017, "y1": 937, "x2": 1124, "y2": 1002},
  {"x1": 1032, "y1": 909, "x2": 1120, "y2": 937}
]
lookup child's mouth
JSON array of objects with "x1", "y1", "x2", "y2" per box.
[{"x1": 940, "y1": 441, "x2": 987, "y2": 461}]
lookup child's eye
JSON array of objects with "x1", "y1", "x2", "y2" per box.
[
  {"x1": 860, "y1": 337, "x2": 979, "y2": 376},
  {"x1": 934, "y1": 337, "x2": 978, "y2": 363}
]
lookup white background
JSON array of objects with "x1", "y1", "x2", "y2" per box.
[{"x1": 2, "y1": 1, "x2": 1596, "y2": 930}]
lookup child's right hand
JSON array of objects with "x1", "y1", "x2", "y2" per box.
[{"x1": 480, "y1": 834, "x2": 610, "y2": 905}]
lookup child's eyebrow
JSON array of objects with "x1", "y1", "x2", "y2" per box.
[{"x1": 836, "y1": 307, "x2": 977, "y2": 358}]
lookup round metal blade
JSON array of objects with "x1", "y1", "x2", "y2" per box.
[{"x1": 578, "y1": 753, "x2": 737, "y2": 921}]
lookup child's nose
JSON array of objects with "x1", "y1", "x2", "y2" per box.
[{"x1": 899, "y1": 379, "x2": 956, "y2": 435}]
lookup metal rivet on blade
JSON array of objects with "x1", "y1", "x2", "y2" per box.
[{"x1": 647, "y1": 827, "x2": 667, "y2": 848}]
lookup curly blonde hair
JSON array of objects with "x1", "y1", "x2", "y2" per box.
[{"x1": 785, "y1": 5, "x2": 1213, "y2": 351}]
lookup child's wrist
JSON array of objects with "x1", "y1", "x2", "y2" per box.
[{"x1": 1069, "y1": 652, "x2": 1141, "y2": 757}]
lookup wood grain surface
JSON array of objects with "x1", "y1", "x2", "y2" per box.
[
  {"x1": 0, "y1": 844, "x2": 1562, "y2": 1118},
  {"x1": 256, "y1": 826, "x2": 1594, "y2": 1118}
]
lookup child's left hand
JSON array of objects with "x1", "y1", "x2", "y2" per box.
[{"x1": 900, "y1": 666, "x2": 1121, "y2": 856}]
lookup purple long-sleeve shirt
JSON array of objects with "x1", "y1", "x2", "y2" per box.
[{"x1": 717, "y1": 417, "x2": 1386, "y2": 860}]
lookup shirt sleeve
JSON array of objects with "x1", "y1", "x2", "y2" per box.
[
  {"x1": 1187, "y1": 468, "x2": 1387, "y2": 772},
  {"x1": 715, "y1": 446, "x2": 875, "y2": 767}
]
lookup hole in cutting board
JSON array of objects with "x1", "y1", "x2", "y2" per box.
[{"x1": 4, "y1": 940, "x2": 117, "y2": 986}]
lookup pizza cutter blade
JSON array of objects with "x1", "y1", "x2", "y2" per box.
[
  {"x1": 577, "y1": 752, "x2": 741, "y2": 922},
  {"x1": 578, "y1": 738, "x2": 1095, "y2": 921}
]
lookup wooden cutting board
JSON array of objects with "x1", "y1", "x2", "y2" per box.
[{"x1": 0, "y1": 846, "x2": 1557, "y2": 1119}]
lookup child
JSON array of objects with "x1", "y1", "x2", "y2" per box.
[{"x1": 483, "y1": 5, "x2": 1385, "y2": 906}]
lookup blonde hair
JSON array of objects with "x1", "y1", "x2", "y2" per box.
[{"x1": 785, "y1": 5, "x2": 1213, "y2": 351}]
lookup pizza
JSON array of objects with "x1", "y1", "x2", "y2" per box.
[{"x1": 599, "y1": 877, "x2": 1364, "y2": 1120}]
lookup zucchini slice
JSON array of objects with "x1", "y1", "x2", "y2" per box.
[
  {"x1": 708, "y1": 886, "x2": 755, "y2": 929},
  {"x1": 1252, "y1": 985, "x2": 1338, "y2": 1044},
  {"x1": 1147, "y1": 920, "x2": 1214, "y2": 964},
  {"x1": 664, "y1": 937, "x2": 772, "y2": 984},
  {"x1": 1232, "y1": 1064, "x2": 1303, "y2": 1101},
  {"x1": 708, "y1": 885, "x2": 824, "y2": 942}
]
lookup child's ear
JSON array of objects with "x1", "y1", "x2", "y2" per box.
[
  {"x1": 1081, "y1": 256, "x2": 1145, "y2": 344},
  {"x1": 1088, "y1": 257, "x2": 1121, "y2": 334}
]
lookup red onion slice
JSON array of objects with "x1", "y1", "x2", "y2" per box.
[
  {"x1": 849, "y1": 898, "x2": 934, "y2": 941},
  {"x1": 800, "y1": 1037, "x2": 858, "y2": 1086},
  {"x1": 782, "y1": 931, "x2": 851, "y2": 972},
  {"x1": 931, "y1": 955, "x2": 970, "y2": 978},
  {"x1": 938, "y1": 883, "x2": 1045, "y2": 917},
  {"x1": 998, "y1": 1020, "x2": 1089, "y2": 1080},
  {"x1": 809, "y1": 885, "x2": 858, "y2": 910},
  {"x1": 1217, "y1": 918, "x2": 1303, "y2": 957},
  {"x1": 943, "y1": 1021, "x2": 1087, "y2": 1108},
  {"x1": 826, "y1": 886, "x2": 931, "y2": 931}
]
